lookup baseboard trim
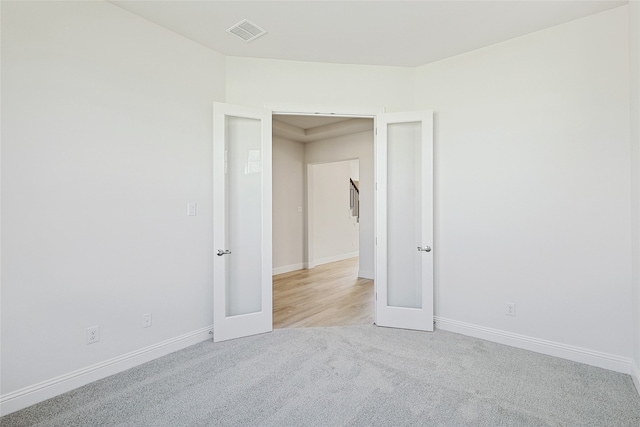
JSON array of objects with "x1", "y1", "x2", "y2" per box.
[
  {"x1": 632, "y1": 361, "x2": 640, "y2": 397},
  {"x1": 0, "y1": 326, "x2": 214, "y2": 416},
  {"x1": 358, "y1": 270, "x2": 374, "y2": 279},
  {"x1": 312, "y1": 252, "x2": 359, "y2": 267},
  {"x1": 272, "y1": 263, "x2": 305, "y2": 275},
  {"x1": 434, "y1": 316, "x2": 632, "y2": 374}
]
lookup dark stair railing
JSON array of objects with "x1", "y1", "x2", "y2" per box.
[{"x1": 349, "y1": 178, "x2": 360, "y2": 223}]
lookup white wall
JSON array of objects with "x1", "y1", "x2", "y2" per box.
[
  {"x1": 309, "y1": 161, "x2": 359, "y2": 265},
  {"x1": 225, "y1": 57, "x2": 414, "y2": 112},
  {"x1": 630, "y1": 0, "x2": 640, "y2": 390},
  {"x1": 415, "y1": 7, "x2": 632, "y2": 360},
  {"x1": 1, "y1": 0, "x2": 225, "y2": 411},
  {"x1": 306, "y1": 131, "x2": 374, "y2": 279},
  {"x1": 349, "y1": 160, "x2": 359, "y2": 181},
  {"x1": 272, "y1": 136, "x2": 305, "y2": 274}
]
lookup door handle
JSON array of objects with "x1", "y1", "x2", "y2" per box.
[
  {"x1": 417, "y1": 246, "x2": 432, "y2": 252},
  {"x1": 217, "y1": 249, "x2": 232, "y2": 256}
]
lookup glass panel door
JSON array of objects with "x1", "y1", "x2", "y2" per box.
[
  {"x1": 213, "y1": 103, "x2": 272, "y2": 342},
  {"x1": 375, "y1": 111, "x2": 433, "y2": 331},
  {"x1": 387, "y1": 121, "x2": 423, "y2": 309},
  {"x1": 226, "y1": 116, "x2": 263, "y2": 316}
]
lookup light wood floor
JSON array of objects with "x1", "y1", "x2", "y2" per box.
[{"x1": 273, "y1": 257, "x2": 374, "y2": 329}]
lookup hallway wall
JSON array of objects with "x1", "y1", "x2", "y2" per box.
[
  {"x1": 306, "y1": 131, "x2": 374, "y2": 279},
  {"x1": 309, "y1": 160, "x2": 359, "y2": 266},
  {"x1": 272, "y1": 136, "x2": 305, "y2": 274}
]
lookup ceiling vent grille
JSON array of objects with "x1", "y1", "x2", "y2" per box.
[{"x1": 226, "y1": 19, "x2": 267, "y2": 43}]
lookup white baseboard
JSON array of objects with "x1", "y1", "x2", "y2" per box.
[
  {"x1": 434, "y1": 316, "x2": 632, "y2": 374},
  {"x1": 632, "y1": 361, "x2": 640, "y2": 397},
  {"x1": 358, "y1": 270, "x2": 374, "y2": 279},
  {"x1": 272, "y1": 263, "x2": 306, "y2": 275},
  {"x1": 273, "y1": 255, "x2": 363, "y2": 276},
  {"x1": 0, "y1": 326, "x2": 214, "y2": 416},
  {"x1": 312, "y1": 252, "x2": 359, "y2": 267}
]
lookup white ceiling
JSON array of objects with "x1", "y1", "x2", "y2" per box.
[
  {"x1": 273, "y1": 116, "x2": 374, "y2": 143},
  {"x1": 273, "y1": 115, "x2": 353, "y2": 130},
  {"x1": 109, "y1": 0, "x2": 626, "y2": 68}
]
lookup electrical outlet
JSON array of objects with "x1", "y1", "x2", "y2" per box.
[
  {"x1": 86, "y1": 326, "x2": 100, "y2": 344},
  {"x1": 143, "y1": 313, "x2": 152, "y2": 328},
  {"x1": 506, "y1": 302, "x2": 516, "y2": 317}
]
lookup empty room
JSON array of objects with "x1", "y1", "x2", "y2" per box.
[{"x1": 2, "y1": 0, "x2": 640, "y2": 425}]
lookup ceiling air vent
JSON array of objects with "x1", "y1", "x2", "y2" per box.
[{"x1": 226, "y1": 19, "x2": 267, "y2": 43}]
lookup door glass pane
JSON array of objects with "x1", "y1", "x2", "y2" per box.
[
  {"x1": 225, "y1": 115, "x2": 262, "y2": 316},
  {"x1": 387, "y1": 121, "x2": 422, "y2": 308}
]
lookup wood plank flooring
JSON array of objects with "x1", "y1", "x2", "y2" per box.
[{"x1": 273, "y1": 257, "x2": 374, "y2": 329}]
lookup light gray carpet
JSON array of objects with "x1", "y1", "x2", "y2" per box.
[{"x1": 2, "y1": 325, "x2": 640, "y2": 426}]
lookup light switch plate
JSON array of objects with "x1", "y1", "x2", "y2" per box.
[{"x1": 187, "y1": 202, "x2": 197, "y2": 216}]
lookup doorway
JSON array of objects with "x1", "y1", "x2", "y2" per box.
[
  {"x1": 213, "y1": 103, "x2": 434, "y2": 342},
  {"x1": 271, "y1": 114, "x2": 375, "y2": 328}
]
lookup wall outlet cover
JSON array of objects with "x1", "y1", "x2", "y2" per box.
[
  {"x1": 506, "y1": 302, "x2": 516, "y2": 317},
  {"x1": 86, "y1": 326, "x2": 100, "y2": 344},
  {"x1": 143, "y1": 313, "x2": 152, "y2": 328}
]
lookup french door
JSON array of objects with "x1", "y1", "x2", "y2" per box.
[
  {"x1": 375, "y1": 111, "x2": 434, "y2": 331},
  {"x1": 213, "y1": 105, "x2": 433, "y2": 341},
  {"x1": 212, "y1": 102, "x2": 272, "y2": 342}
]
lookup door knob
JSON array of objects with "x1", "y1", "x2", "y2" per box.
[
  {"x1": 417, "y1": 246, "x2": 431, "y2": 252},
  {"x1": 217, "y1": 249, "x2": 232, "y2": 256}
]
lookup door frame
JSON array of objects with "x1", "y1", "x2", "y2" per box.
[{"x1": 268, "y1": 104, "x2": 383, "y2": 323}]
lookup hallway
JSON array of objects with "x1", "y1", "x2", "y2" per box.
[{"x1": 273, "y1": 257, "x2": 374, "y2": 328}]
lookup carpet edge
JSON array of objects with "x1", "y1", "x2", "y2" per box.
[
  {"x1": 434, "y1": 316, "x2": 633, "y2": 374},
  {"x1": 632, "y1": 361, "x2": 640, "y2": 397},
  {"x1": 0, "y1": 325, "x2": 214, "y2": 416}
]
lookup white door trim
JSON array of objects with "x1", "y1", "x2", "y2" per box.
[{"x1": 266, "y1": 104, "x2": 383, "y2": 118}]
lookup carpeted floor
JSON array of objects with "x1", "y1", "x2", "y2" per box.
[{"x1": 2, "y1": 325, "x2": 640, "y2": 426}]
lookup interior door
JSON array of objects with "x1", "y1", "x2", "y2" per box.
[
  {"x1": 375, "y1": 111, "x2": 434, "y2": 331},
  {"x1": 213, "y1": 102, "x2": 272, "y2": 342}
]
